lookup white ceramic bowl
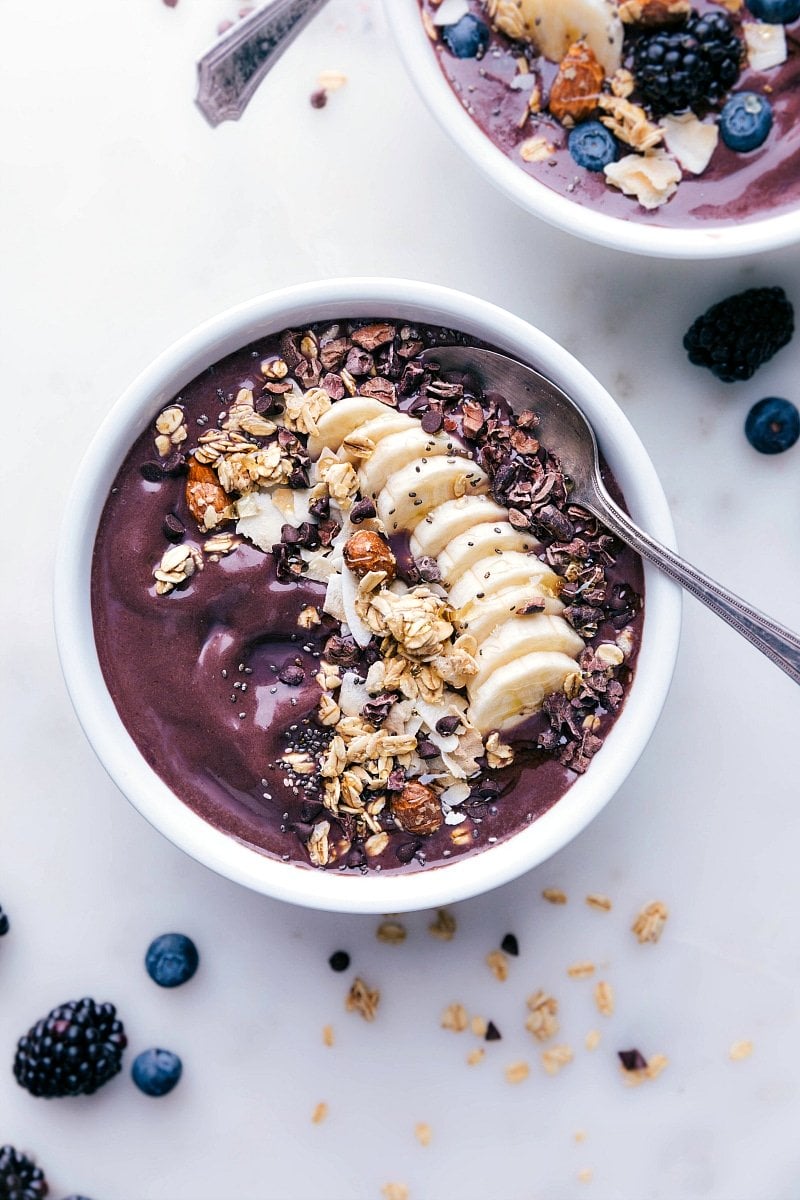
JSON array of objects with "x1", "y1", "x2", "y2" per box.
[
  {"x1": 55, "y1": 278, "x2": 681, "y2": 913},
  {"x1": 386, "y1": 2, "x2": 800, "y2": 260}
]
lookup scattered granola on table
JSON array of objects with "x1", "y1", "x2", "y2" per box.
[
  {"x1": 632, "y1": 900, "x2": 669, "y2": 943},
  {"x1": 92, "y1": 318, "x2": 644, "y2": 875}
]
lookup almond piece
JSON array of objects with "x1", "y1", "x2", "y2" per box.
[
  {"x1": 393, "y1": 782, "x2": 443, "y2": 836},
  {"x1": 619, "y1": 0, "x2": 690, "y2": 24},
  {"x1": 548, "y1": 42, "x2": 605, "y2": 128},
  {"x1": 185, "y1": 458, "x2": 232, "y2": 530}
]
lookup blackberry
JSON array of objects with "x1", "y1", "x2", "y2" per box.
[
  {"x1": 0, "y1": 905, "x2": 8, "y2": 936},
  {"x1": 13, "y1": 997, "x2": 127, "y2": 1098},
  {"x1": 0, "y1": 1146, "x2": 48, "y2": 1200},
  {"x1": 632, "y1": 11, "x2": 742, "y2": 114},
  {"x1": 683, "y1": 287, "x2": 794, "y2": 382}
]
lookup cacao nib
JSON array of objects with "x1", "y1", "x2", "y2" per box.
[
  {"x1": 345, "y1": 347, "x2": 373, "y2": 377},
  {"x1": 359, "y1": 376, "x2": 397, "y2": 405},
  {"x1": 321, "y1": 371, "x2": 346, "y2": 400},
  {"x1": 351, "y1": 322, "x2": 396, "y2": 351},
  {"x1": 324, "y1": 634, "x2": 360, "y2": 666},
  {"x1": 162, "y1": 514, "x2": 185, "y2": 541},
  {"x1": 362, "y1": 692, "x2": 399, "y2": 726},
  {"x1": 618, "y1": 1049, "x2": 647, "y2": 1072},
  {"x1": 396, "y1": 839, "x2": 421, "y2": 864},
  {"x1": 320, "y1": 339, "x2": 350, "y2": 371},
  {"x1": 435, "y1": 715, "x2": 461, "y2": 737},
  {"x1": 350, "y1": 498, "x2": 377, "y2": 524},
  {"x1": 414, "y1": 556, "x2": 442, "y2": 584},
  {"x1": 309, "y1": 494, "x2": 330, "y2": 521},
  {"x1": 278, "y1": 663, "x2": 305, "y2": 686}
]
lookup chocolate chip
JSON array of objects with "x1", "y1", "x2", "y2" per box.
[
  {"x1": 278, "y1": 663, "x2": 305, "y2": 686},
  {"x1": 328, "y1": 950, "x2": 350, "y2": 972},
  {"x1": 420, "y1": 409, "x2": 443, "y2": 434},
  {"x1": 417, "y1": 740, "x2": 438, "y2": 759},
  {"x1": 281, "y1": 524, "x2": 301, "y2": 545},
  {"x1": 396, "y1": 840, "x2": 421, "y2": 864},
  {"x1": 500, "y1": 933, "x2": 519, "y2": 957},
  {"x1": 324, "y1": 634, "x2": 360, "y2": 667},
  {"x1": 310, "y1": 89, "x2": 327, "y2": 108},
  {"x1": 618, "y1": 1049, "x2": 647, "y2": 1072},
  {"x1": 414, "y1": 555, "x2": 442, "y2": 584},
  {"x1": 435, "y1": 715, "x2": 461, "y2": 737},
  {"x1": 386, "y1": 767, "x2": 406, "y2": 793},
  {"x1": 309, "y1": 495, "x2": 330, "y2": 521},
  {"x1": 346, "y1": 846, "x2": 366, "y2": 870},
  {"x1": 485, "y1": 1021, "x2": 502, "y2": 1042},
  {"x1": 140, "y1": 461, "x2": 166, "y2": 482},
  {"x1": 296, "y1": 521, "x2": 320, "y2": 550},
  {"x1": 350, "y1": 498, "x2": 377, "y2": 524},
  {"x1": 162, "y1": 514, "x2": 185, "y2": 542},
  {"x1": 161, "y1": 451, "x2": 187, "y2": 477}
]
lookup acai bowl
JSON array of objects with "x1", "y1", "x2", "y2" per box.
[
  {"x1": 387, "y1": 0, "x2": 800, "y2": 258},
  {"x1": 54, "y1": 280, "x2": 681, "y2": 913}
]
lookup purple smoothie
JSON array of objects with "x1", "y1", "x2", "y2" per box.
[
  {"x1": 91, "y1": 320, "x2": 644, "y2": 875},
  {"x1": 421, "y1": 0, "x2": 800, "y2": 227}
]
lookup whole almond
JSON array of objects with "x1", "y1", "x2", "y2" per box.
[
  {"x1": 185, "y1": 458, "x2": 231, "y2": 530},
  {"x1": 548, "y1": 41, "x2": 605, "y2": 127},
  {"x1": 393, "y1": 782, "x2": 443, "y2": 836},
  {"x1": 343, "y1": 530, "x2": 396, "y2": 580}
]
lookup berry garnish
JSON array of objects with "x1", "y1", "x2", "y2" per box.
[
  {"x1": 0, "y1": 904, "x2": 9, "y2": 936},
  {"x1": 13, "y1": 998, "x2": 127, "y2": 1098},
  {"x1": 746, "y1": 0, "x2": 800, "y2": 20},
  {"x1": 683, "y1": 287, "x2": 794, "y2": 382},
  {"x1": 0, "y1": 1145, "x2": 48, "y2": 1200},
  {"x1": 719, "y1": 92, "x2": 773, "y2": 152},
  {"x1": 328, "y1": 950, "x2": 350, "y2": 972},
  {"x1": 131, "y1": 1048, "x2": 183, "y2": 1097},
  {"x1": 145, "y1": 933, "x2": 199, "y2": 988},
  {"x1": 567, "y1": 121, "x2": 618, "y2": 172},
  {"x1": 441, "y1": 14, "x2": 490, "y2": 59},
  {"x1": 744, "y1": 397, "x2": 800, "y2": 454},
  {"x1": 632, "y1": 12, "x2": 742, "y2": 114}
]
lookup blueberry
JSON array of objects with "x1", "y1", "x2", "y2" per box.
[
  {"x1": 719, "y1": 92, "x2": 773, "y2": 152},
  {"x1": 441, "y1": 14, "x2": 490, "y2": 59},
  {"x1": 131, "y1": 1048, "x2": 182, "y2": 1097},
  {"x1": 745, "y1": 0, "x2": 800, "y2": 21},
  {"x1": 567, "y1": 121, "x2": 618, "y2": 172},
  {"x1": 145, "y1": 933, "x2": 199, "y2": 987},
  {"x1": 744, "y1": 397, "x2": 800, "y2": 454}
]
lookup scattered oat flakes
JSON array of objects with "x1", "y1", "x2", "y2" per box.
[
  {"x1": 485, "y1": 732, "x2": 514, "y2": 769},
  {"x1": 486, "y1": 949, "x2": 510, "y2": 981},
  {"x1": 297, "y1": 605, "x2": 321, "y2": 629},
  {"x1": 467, "y1": 1047, "x2": 485, "y2": 1066},
  {"x1": 729, "y1": 1040, "x2": 753, "y2": 1062},
  {"x1": 542, "y1": 888, "x2": 568, "y2": 904},
  {"x1": 632, "y1": 901, "x2": 669, "y2": 944},
  {"x1": 428, "y1": 908, "x2": 457, "y2": 941},
  {"x1": 311, "y1": 1101, "x2": 329, "y2": 1124},
  {"x1": 381, "y1": 1185, "x2": 409, "y2": 1200},
  {"x1": 317, "y1": 68, "x2": 347, "y2": 92},
  {"x1": 525, "y1": 991, "x2": 559, "y2": 1042},
  {"x1": 542, "y1": 1044, "x2": 574, "y2": 1076},
  {"x1": 322, "y1": 1024, "x2": 334, "y2": 1048},
  {"x1": 441, "y1": 1003, "x2": 469, "y2": 1033},
  {"x1": 505, "y1": 1060, "x2": 530, "y2": 1085},
  {"x1": 621, "y1": 1053, "x2": 668, "y2": 1086},
  {"x1": 567, "y1": 961, "x2": 595, "y2": 979},
  {"x1": 346, "y1": 977, "x2": 380, "y2": 1022},
  {"x1": 594, "y1": 981, "x2": 614, "y2": 1017},
  {"x1": 586, "y1": 893, "x2": 612, "y2": 912},
  {"x1": 471, "y1": 1015, "x2": 488, "y2": 1038},
  {"x1": 585, "y1": 1029, "x2": 601, "y2": 1051},
  {"x1": 414, "y1": 1122, "x2": 432, "y2": 1147},
  {"x1": 520, "y1": 135, "x2": 555, "y2": 163},
  {"x1": 578, "y1": 1168, "x2": 593, "y2": 1184},
  {"x1": 377, "y1": 920, "x2": 407, "y2": 945}
]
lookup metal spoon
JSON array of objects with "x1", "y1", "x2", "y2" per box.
[
  {"x1": 196, "y1": 0, "x2": 333, "y2": 127},
  {"x1": 421, "y1": 345, "x2": 800, "y2": 686}
]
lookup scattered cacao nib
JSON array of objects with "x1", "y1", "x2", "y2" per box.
[
  {"x1": 518, "y1": 410, "x2": 539, "y2": 429},
  {"x1": 541, "y1": 691, "x2": 584, "y2": 741},
  {"x1": 351, "y1": 323, "x2": 396, "y2": 351},
  {"x1": 414, "y1": 555, "x2": 442, "y2": 584},
  {"x1": 417, "y1": 739, "x2": 439, "y2": 760},
  {"x1": 399, "y1": 361, "x2": 427, "y2": 396},
  {"x1": 324, "y1": 634, "x2": 360, "y2": 667},
  {"x1": 346, "y1": 845, "x2": 366, "y2": 870},
  {"x1": 618, "y1": 1049, "x2": 647, "y2": 1072},
  {"x1": 310, "y1": 88, "x2": 327, "y2": 109},
  {"x1": 281, "y1": 523, "x2": 300, "y2": 545},
  {"x1": 508, "y1": 507, "x2": 532, "y2": 531},
  {"x1": 295, "y1": 521, "x2": 320, "y2": 550},
  {"x1": 518, "y1": 596, "x2": 546, "y2": 614},
  {"x1": 535, "y1": 504, "x2": 575, "y2": 543},
  {"x1": 309, "y1": 494, "x2": 331, "y2": 521},
  {"x1": 386, "y1": 767, "x2": 406, "y2": 793},
  {"x1": 362, "y1": 692, "x2": 398, "y2": 726},
  {"x1": 300, "y1": 800, "x2": 324, "y2": 823},
  {"x1": 256, "y1": 386, "x2": 286, "y2": 413},
  {"x1": 317, "y1": 518, "x2": 341, "y2": 547},
  {"x1": 162, "y1": 514, "x2": 185, "y2": 542},
  {"x1": 329, "y1": 950, "x2": 350, "y2": 973},
  {"x1": 461, "y1": 399, "x2": 486, "y2": 439},
  {"x1": 510, "y1": 428, "x2": 540, "y2": 455},
  {"x1": 279, "y1": 331, "x2": 304, "y2": 372},
  {"x1": 160, "y1": 451, "x2": 188, "y2": 477},
  {"x1": 345, "y1": 347, "x2": 373, "y2": 377},
  {"x1": 319, "y1": 339, "x2": 350, "y2": 371},
  {"x1": 321, "y1": 371, "x2": 346, "y2": 400},
  {"x1": 426, "y1": 379, "x2": 464, "y2": 401},
  {"x1": 359, "y1": 376, "x2": 397, "y2": 405},
  {"x1": 485, "y1": 1022, "x2": 502, "y2": 1042},
  {"x1": 396, "y1": 337, "x2": 424, "y2": 359},
  {"x1": 396, "y1": 839, "x2": 422, "y2": 864},
  {"x1": 350, "y1": 498, "x2": 377, "y2": 524},
  {"x1": 278, "y1": 662, "x2": 305, "y2": 686},
  {"x1": 435, "y1": 715, "x2": 461, "y2": 737},
  {"x1": 420, "y1": 408, "x2": 443, "y2": 434},
  {"x1": 272, "y1": 542, "x2": 306, "y2": 582},
  {"x1": 500, "y1": 933, "x2": 519, "y2": 957},
  {"x1": 564, "y1": 605, "x2": 605, "y2": 638},
  {"x1": 559, "y1": 730, "x2": 603, "y2": 774}
]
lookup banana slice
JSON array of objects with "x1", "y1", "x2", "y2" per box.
[
  {"x1": 359, "y1": 428, "x2": 461, "y2": 498},
  {"x1": 306, "y1": 397, "x2": 392, "y2": 460},
  {"x1": 448, "y1": 550, "x2": 556, "y2": 610},
  {"x1": 487, "y1": 0, "x2": 623, "y2": 75},
  {"x1": 338, "y1": 412, "x2": 417, "y2": 462},
  {"x1": 467, "y1": 650, "x2": 579, "y2": 734},
  {"x1": 377, "y1": 457, "x2": 489, "y2": 533},
  {"x1": 468, "y1": 614, "x2": 584, "y2": 694},
  {"x1": 438, "y1": 522, "x2": 542, "y2": 586},
  {"x1": 410, "y1": 495, "x2": 508, "y2": 558},
  {"x1": 457, "y1": 584, "x2": 565, "y2": 643}
]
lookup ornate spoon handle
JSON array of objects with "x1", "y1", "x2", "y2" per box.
[
  {"x1": 195, "y1": 0, "x2": 332, "y2": 127},
  {"x1": 587, "y1": 478, "x2": 800, "y2": 686}
]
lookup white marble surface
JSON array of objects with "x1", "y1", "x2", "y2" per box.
[{"x1": 2, "y1": 2, "x2": 800, "y2": 1197}]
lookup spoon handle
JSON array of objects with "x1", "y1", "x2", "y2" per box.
[
  {"x1": 195, "y1": 0, "x2": 332, "y2": 127},
  {"x1": 588, "y1": 483, "x2": 800, "y2": 686}
]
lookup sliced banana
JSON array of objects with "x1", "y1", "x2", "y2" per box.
[
  {"x1": 448, "y1": 550, "x2": 556, "y2": 610},
  {"x1": 306, "y1": 397, "x2": 391, "y2": 460},
  {"x1": 338, "y1": 412, "x2": 417, "y2": 462},
  {"x1": 410, "y1": 495, "x2": 508, "y2": 558},
  {"x1": 487, "y1": 0, "x2": 623, "y2": 75},
  {"x1": 468, "y1": 614, "x2": 584, "y2": 695},
  {"x1": 467, "y1": 650, "x2": 579, "y2": 734},
  {"x1": 359, "y1": 428, "x2": 461, "y2": 498},
  {"x1": 438, "y1": 522, "x2": 541, "y2": 587},
  {"x1": 457, "y1": 584, "x2": 565, "y2": 643},
  {"x1": 377, "y1": 457, "x2": 489, "y2": 533}
]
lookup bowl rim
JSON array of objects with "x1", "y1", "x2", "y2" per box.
[
  {"x1": 384, "y1": 1, "x2": 800, "y2": 260},
  {"x1": 54, "y1": 277, "x2": 682, "y2": 913}
]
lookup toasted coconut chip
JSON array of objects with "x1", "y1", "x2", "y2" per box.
[
  {"x1": 235, "y1": 490, "x2": 287, "y2": 552},
  {"x1": 323, "y1": 572, "x2": 346, "y2": 622},
  {"x1": 432, "y1": 0, "x2": 469, "y2": 22},
  {"x1": 441, "y1": 782, "x2": 471, "y2": 807},
  {"x1": 659, "y1": 112, "x2": 718, "y2": 175},
  {"x1": 743, "y1": 22, "x2": 787, "y2": 72},
  {"x1": 339, "y1": 671, "x2": 370, "y2": 718},
  {"x1": 341, "y1": 564, "x2": 374, "y2": 648}
]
